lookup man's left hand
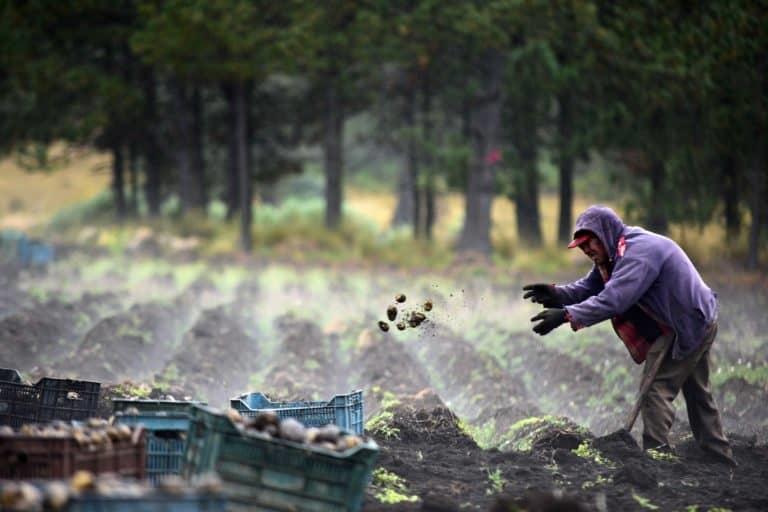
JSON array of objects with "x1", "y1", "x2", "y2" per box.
[{"x1": 531, "y1": 308, "x2": 567, "y2": 335}]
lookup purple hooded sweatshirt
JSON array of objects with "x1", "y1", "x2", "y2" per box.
[{"x1": 556, "y1": 205, "x2": 718, "y2": 360}]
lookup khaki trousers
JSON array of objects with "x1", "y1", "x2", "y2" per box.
[{"x1": 640, "y1": 323, "x2": 732, "y2": 459}]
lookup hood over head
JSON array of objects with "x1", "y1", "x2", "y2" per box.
[{"x1": 569, "y1": 205, "x2": 626, "y2": 261}]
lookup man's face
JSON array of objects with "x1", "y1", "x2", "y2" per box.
[{"x1": 577, "y1": 234, "x2": 609, "y2": 265}]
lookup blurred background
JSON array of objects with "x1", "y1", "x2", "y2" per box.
[{"x1": 0, "y1": 0, "x2": 766, "y2": 270}]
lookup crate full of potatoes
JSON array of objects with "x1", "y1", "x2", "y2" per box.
[
  {"x1": 0, "y1": 419, "x2": 146, "y2": 480},
  {"x1": 182, "y1": 405, "x2": 378, "y2": 512}
]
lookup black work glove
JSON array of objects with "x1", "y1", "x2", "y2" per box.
[
  {"x1": 530, "y1": 308, "x2": 567, "y2": 336},
  {"x1": 522, "y1": 283, "x2": 562, "y2": 308}
]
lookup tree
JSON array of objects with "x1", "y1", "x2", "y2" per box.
[{"x1": 133, "y1": 0, "x2": 302, "y2": 251}]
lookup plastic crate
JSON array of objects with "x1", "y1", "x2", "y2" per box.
[
  {"x1": 68, "y1": 494, "x2": 226, "y2": 512},
  {"x1": 112, "y1": 400, "x2": 205, "y2": 484},
  {"x1": 230, "y1": 390, "x2": 364, "y2": 435},
  {"x1": 183, "y1": 405, "x2": 379, "y2": 512},
  {"x1": 115, "y1": 413, "x2": 190, "y2": 484},
  {"x1": 0, "y1": 429, "x2": 146, "y2": 479},
  {"x1": 0, "y1": 370, "x2": 100, "y2": 428},
  {"x1": 17, "y1": 237, "x2": 55, "y2": 266}
]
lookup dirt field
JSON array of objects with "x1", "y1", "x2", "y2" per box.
[{"x1": 2, "y1": 252, "x2": 767, "y2": 511}]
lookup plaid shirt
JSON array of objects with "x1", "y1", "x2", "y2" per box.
[{"x1": 567, "y1": 245, "x2": 671, "y2": 364}]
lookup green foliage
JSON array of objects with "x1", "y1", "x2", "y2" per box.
[
  {"x1": 485, "y1": 467, "x2": 506, "y2": 495},
  {"x1": 459, "y1": 418, "x2": 497, "y2": 450},
  {"x1": 371, "y1": 468, "x2": 419, "y2": 504},
  {"x1": 646, "y1": 448, "x2": 680, "y2": 463},
  {"x1": 367, "y1": 411, "x2": 399, "y2": 439},
  {"x1": 572, "y1": 442, "x2": 613, "y2": 467},
  {"x1": 366, "y1": 388, "x2": 401, "y2": 440},
  {"x1": 47, "y1": 191, "x2": 115, "y2": 232},
  {"x1": 112, "y1": 382, "x2": 152, "y2": 398},
  {"x1": 632, "y1": 492, "x2": 659, "y2": 510},
  {"x1": 499, "y1": 415, "x2": 582, "y2": 452},
  {"x1": 713, "y1": 364, "x2": 768, "y2": 387}
]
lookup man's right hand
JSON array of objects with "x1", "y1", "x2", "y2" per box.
[{"x1": 522, "y1": 283, "x2": 562, "y2": 308}]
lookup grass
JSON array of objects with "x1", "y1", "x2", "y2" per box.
[
  {"x1": 0, "y1": 144, "x2": 110, "y2": 232},
  {"x1": 2, "y1": 144, "x2": 764, "y2": 272}
]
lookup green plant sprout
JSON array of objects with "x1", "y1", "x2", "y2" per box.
[{"x1": 371, "y1": 468, "x2": 419, "y2": 504}]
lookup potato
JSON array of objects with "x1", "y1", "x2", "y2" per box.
[
  {"x1": 278, "y1": 418, "x2": 307, "y2": 443},
  {"x1": 250, "y1": 410, "x2": 280, "y2": 431},
  {"x1": 315, "y1": 424, "x2": 341, "y2": 443},
  {"x1": 43, "y1": 482, "x2": 69, "y2": 511},
  {"x1": 70, "y1": 470, "x2": 95, "y2": 492}
]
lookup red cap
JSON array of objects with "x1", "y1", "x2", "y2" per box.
[{"x1": 567, "y1": 233, "x2": 592, "y2": 249}]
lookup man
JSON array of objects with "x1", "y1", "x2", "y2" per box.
[{"x1": 522, "y1": 204, "x2": 734, "y2": 466}]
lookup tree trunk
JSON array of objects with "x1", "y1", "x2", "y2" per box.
[
  {"x1": 515, "y1": 147, "x2": 542, "y2": 246},
  {"x1": 128, "y1": 143, "x2": 139, "y2": 216},
  {"x1": 408, "y1": 87, "x2": 421, "y2": 238},
  {"x1": 457, "y1": 50, "x2": 505, "y2": 254},
  {"x1": 421, "y1": 72, "x2": 435, "y2": 240},
  {"x1": 191, "y1": 86, "x2": 207, "y2": 208},
  {"x1": 746, "y1": 163, "x2": 765, "y2": 269},
  {"x1": 391, "y1": 159, "x2": 415, "y2": 227},
  {"x1": 512, "y1": 90, "x2": 542, "y2": 246},
  {"x1": 647, "y1": 158, "x2": 669, "y2": 234},
  {"x1": 721, "y1": 154, "x2": 741, "y2": 238},
  {"x1": 171, "y1": 80, "x2": 194, "y2": 213},
  {"x1": 391, "y1": 86, "x2": 417, "y2": 228},
  {"x1": 142, "y1": 68, "x2": 161, "y2": 217},
  {"x1": 323, "y1": 73, "x2": 344, "y2": 230},
  {"x1": 557, "y1": 92, "x2": 574, "y2": 243},
  {"x1": 424, "y1": 183, "x2": 435, "y2": 240},
  {"x1": 235, "y1": 80, "x2": 252, "y2": 252},
  {"x1": 223, "y1": 83, "x2": 239, "y2": 220},
  {"x1": 112, "y1": 145, "x2": 126, "y2": 220}
]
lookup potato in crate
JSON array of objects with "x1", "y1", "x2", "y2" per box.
[
  {"x1": 0, "y1": 473, "x2": 226, "y2": 511},
  {"x1": 0, "y1": 419, "x2": 146, "y2": 479},
  {"x1": 230, "y1": 390, "x2": 364, "y2": 435},
  {"x1": 183, "y1": 405, "x2": 379, "y2": 512}
]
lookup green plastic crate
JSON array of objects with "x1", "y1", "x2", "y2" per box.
[{"x1": 182, "y1": 405, "x2": 379, "y2": 512}]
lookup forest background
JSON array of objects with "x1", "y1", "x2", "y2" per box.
[{"x1": 1, "y1": 0, "x2": 766, "y2": 271}]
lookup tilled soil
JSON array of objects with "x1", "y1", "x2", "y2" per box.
[
  {"x1": 160, "y1": 305, "x2": 258, "y2": 405},
  {"x1": 2, "y1": 258, "x2": 767, "y2": 511},
  {"x1": 363, "y1": 403, "x2": 768, "y2": 511}
]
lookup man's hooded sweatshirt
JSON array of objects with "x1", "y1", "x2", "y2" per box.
[{"x1": 556, "y1": 205, "x2": 718, "y2": 360}]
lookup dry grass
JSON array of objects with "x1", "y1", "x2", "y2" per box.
[
  {"x1": 0, "y1": 146, "x2": 739, "y2": 267},
  {"x1": 0, "y1": 145, "x2": 110, "y2": 231}
]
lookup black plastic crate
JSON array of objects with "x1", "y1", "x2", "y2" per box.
[{"x1": 0, "y1": 369, "x2": 100, "y2": 427}]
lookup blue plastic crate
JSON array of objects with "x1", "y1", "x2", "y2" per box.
[
  {"x1": 16, "y1": 237, "x2": 55, "y2": 266},
  {"x1": 230, "y1": 390, "x2": 364, "y2": 435},
  {"x1": 183, "y1": 405, "x2": 379, "y2": 512},
  {"x1": 114, "y1": 413, "x2": 190, "y2": 484},
  {"x1": 113, "y1": 400, "x2": 202, "y2": 484},
  {"x1": 68, "y1": 494, "x2": 226, "y2": 512}
]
